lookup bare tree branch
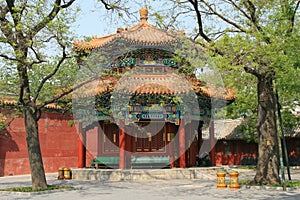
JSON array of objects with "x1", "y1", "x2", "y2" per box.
[
  {"x1": 29, "y1": 60, "x2": 47, "y2": 67},
  {"x1": 0, "y1": 53, "x2": 19, "y2": 62},
  {"x1": 0, "y1": 5, "x2": 10, "y2": 21},
  {"x1": 5, "y1": 0, "x2": 22, "y2": 27},
  {"x1": 5, "y1": 0, "x2": 28, "y2": 47},
  {"x1": 40, "y1": 35, "x2": 56, "y2": 43},
  {"x1": 19, "y1": 0, "x2": 28, "y2": 19},
  {"x1": 99, "y1": 0, "x2": 114, "y2": 10},
  {"x1": 245, "y1": 0, "x2": 257, "y2": 23},
  {"x1": 29, "y1": 40, "x2": 47, "y2": 65},
  {"x1": 29, "y1": 0, "x2": 76, "y2": 38},
  {"x1": 33, "y1": 40, "x2": 68, "y2": 103},
  {"x1": 188, "y1": 0, "x2": 212, "y2": 42},
  {"x1": 242, "y1": 0, "x2": 263, "y2": 32},
  {"x1": 225, "y1": 0, "x2": 252, "y2": 21},
  {"x1": 37, "y1": 75, "x2": 99, "y2": 110},
  {"x1": 290, "y1": 0, "x2": 300, "y2": 32},
  {"x1": 99, "y1": 0, "x2": 126, "y2": 11},
  {"x1": 5, "y1": 0, "x2": 16, "y2": 22},
  {"x1": 225, "y1": 0, "x2": 264, "y2": 32},
  {"x1": 165, "y1": 8, "x2": 192, "y2": 30},
  {"x1": 199, "y1": 0, "x2": 247, "y2": 33},
  {"x1": 244, "y1": 64, "x2": 260, "y2": 78},
  {"x1": 0, "y1": 5, "x2": 16, "y2": 48},
  {"x1": 209, "y1": 29, "x2": 243, "y2": 40},
  {"x1": 17, "y1": 64, "x2": 27, "y2": 105},
  {"x1": 61, "y1": 0, "x2": 76, "y2": 8}
]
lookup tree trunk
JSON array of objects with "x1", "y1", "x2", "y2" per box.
[
  {"x1": 253, "y1": 74, "x2": 280, "y2": 185},
  {"x1": 23, "y1": 105, "x2": 47, "y2": 189}
]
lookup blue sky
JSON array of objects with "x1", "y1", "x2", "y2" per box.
[
  {"x1": 73, "y1": 1, "x2": 140, "y2": 39},
  {"x1": 73, "y1": 2, "x2": 108, "y2": 38},
  {"x1": 72, "y1": 1, "x2": 196, "y2": 39},
  {"x1": 72, "y1": 1, "x2": 238, "y2": 42}
]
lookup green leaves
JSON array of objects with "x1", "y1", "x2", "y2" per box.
[{"x1": 0, "y1": 0, "x2": 79, "y2": 109}]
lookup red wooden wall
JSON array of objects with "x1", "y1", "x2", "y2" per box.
[
  {"x1": 214, "y1": 140, "x2": 258, "y2": 166},
  {"x1": 0, "y1": 111, "x2": 79, "y2": 176},
  {"x1": 1, "y1": 108, "x2": 300, "y2": 176},
  {"x1": 213, "y1": 139, "x2": 300, "y2": 166}
]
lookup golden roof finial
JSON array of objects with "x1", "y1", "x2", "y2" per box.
[{"x1": 140, "y1": 8, "x2": 148, "y2": 21}]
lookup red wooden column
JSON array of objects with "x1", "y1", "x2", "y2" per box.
[
  {"x1": 98, "y1": 121, "x2": 104, "y2": 156},
  {"x1": 169, "y1": 134, "x2": 175, "y2": 167},
  {"x1": 210, "y1": 120, "x2": 216, "y2": 166},
  {"x1": 77, "y1": 122, "x2": 86, "y2": 168},
  {"x1": 169, "y1": 138, "x2": 176, "y2": 168},
  {"x1": 96, "y1": 122, "x2": 101, "y2": 156},
  {"x1": 185, "y1": 122, "x2": 191, "y2": 167},
  {"x1": 167, "y1": 123, "x2": 176, "y2": 168},
  {"x1": 119, "y1": 120, "x2": 126, "y2": 169},
  {"x1": 179, "y1": 119, "x2": 186, "y2": 168},
  {"x1": 125, "y1": 127, "x2": 132, "y2": 169}
]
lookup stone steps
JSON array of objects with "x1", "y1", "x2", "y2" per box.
[{"x1": 71, "y1": 167, "x2": 224, "y2": 181}]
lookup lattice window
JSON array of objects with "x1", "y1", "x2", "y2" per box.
[
  {"x1": 151, "y1": 134, "x2": 157, "y2": 149},
  {"x1": 144, "y1": 137, "x2": 149, "y2": 150},
  {"x1": 137, "y1": 135, "x2": 143, "y2": 151},
  {"x1": 158, "y1": 132, "x2": 164, "y2": 149},
  {"x1": 103, "y1": 124, "x2": 119, "y2": 153}
]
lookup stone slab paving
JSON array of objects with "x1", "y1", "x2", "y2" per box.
[{"x1": 0, "y1": 168, "x2": 300, "y2": 200}]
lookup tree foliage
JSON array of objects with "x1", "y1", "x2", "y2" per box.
[
  {"x1": 102, "y1": 0, "x2": 298, "y2": 184},
  {"x1": 181, "y1": 0, "x2": 300, "y2": 185},
  {"x1": 0, "y1": 0, "x2": 78, "y2": 189},
  {"x1": 0, "y1": 0, "x2": 139, "y2": 189}
]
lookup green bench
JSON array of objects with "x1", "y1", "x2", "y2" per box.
[
  {"x1": 90, "y1": 156, "x2": 171, "y2": 169},
  {"x1": 90, "y1": 156, "x2": 120, "y2": 169},
  {"x1": 131, "y1": 156, "x2": 170, "y2": 169}
]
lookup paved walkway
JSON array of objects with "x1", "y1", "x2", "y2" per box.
[{"x1": 0, "y1": 168, "x2": 300, "y2": 200}]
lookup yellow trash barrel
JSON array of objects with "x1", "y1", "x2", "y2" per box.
[
  {"x1": 58, "y1": 167, "x2": 64, "y2": 180},
  {"x1": 64, "y1": 168, "x2": 71, "y2": 180}
]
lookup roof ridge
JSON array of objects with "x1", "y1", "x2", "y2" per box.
[{"x1": 73, "y1": 9, "x2": 182, "y2": 50}]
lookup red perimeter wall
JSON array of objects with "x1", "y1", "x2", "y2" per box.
[
  {"x1": 2, "y1": 109, "x2": 300, "y2": 176},
  {"x1": 0, "y1": 111, "x2": 79, "y2": 176}
]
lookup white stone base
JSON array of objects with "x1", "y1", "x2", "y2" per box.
[{"x1": 71, "y1": 167, "x2": 222, "y2": 181}]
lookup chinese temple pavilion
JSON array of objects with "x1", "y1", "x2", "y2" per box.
[{"x1": 73, "y1": 9, "x2": 235, "y2": 169}]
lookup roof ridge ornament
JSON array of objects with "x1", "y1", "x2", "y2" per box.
[{"x1": 140, "y1": 8, "x2": 148, "y2": 22}]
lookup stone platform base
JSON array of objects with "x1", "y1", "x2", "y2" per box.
[{"x1": 71, "y1": 167, "x2": 222, "y2": 181}]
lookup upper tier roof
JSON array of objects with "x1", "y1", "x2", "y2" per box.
[
  {"x1": 73, "y1": 9, "x2": 184, "y2": 51},
  {"x1": 72, "y1": 9, "x2": 235, "y2": 102}
]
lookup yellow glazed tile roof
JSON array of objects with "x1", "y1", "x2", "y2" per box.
[
  {"x1": 0, "y1": 98, "x2": 62, "y2": 109},
  {"x1": 72, "y1": 9, "x2": 235, "y2": 102},
  {"x1": 73, "y1": 74, "x2": 235, "y2": 101},
  {"x1": 73, "y1": 9, "x2": 182, "y2": 51}
]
